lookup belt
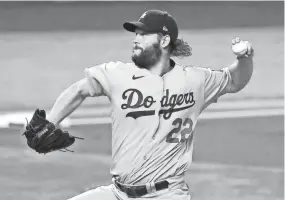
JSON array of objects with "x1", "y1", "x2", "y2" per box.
[{"x1": 113, "y1": 178, "x2": 169, "y2": 198}]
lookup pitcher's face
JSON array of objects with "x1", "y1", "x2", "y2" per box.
[{"x1": 132, "y1": 28, "x2": 162, "y2": 69}]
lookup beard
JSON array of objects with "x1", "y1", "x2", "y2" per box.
[{"x1": 132, "y1": 43, "x2": 162, "y2": 70}]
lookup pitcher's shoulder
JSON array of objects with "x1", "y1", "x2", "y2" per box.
[
  {"x1": 181, "y1": 64, "x2": 206, "y2": 73},
  {"x1": 105, "y1": 61, "x2": 137, "y2": 71},
  {"x1": 87, "y1": 61, "x2": 135, "y2": 72},
  {"x1": 179, "y1": 64, "x2": 212, "y2": 82},
  {"x1": 109, "y1": 61, "x2": 133, "y2": 67}
]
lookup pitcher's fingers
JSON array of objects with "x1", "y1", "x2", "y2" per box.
[
  {"x1": 235, "y1": 37, "x2": 241, "y2": 43},
  {"x1": 245, "y1": 41, "x2": 253, "y2": 55}
]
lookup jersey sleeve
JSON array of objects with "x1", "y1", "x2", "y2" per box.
[
  {"x1": 201, "y1": 67, "x2": 233, "y2": 110},
  {"x1": 84, "y1": 61, "x2": 117, "y2": 98}
]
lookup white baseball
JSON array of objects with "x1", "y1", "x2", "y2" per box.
[{"x1": 232, "y1": 41, "x2": 248, "y2": 56}]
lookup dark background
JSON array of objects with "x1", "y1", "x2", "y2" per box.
[{"x1": 0, "y1": 1, "x2": 283, "y2": 32}]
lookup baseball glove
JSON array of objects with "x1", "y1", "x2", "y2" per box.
[{"x1": 22, "y1": 109, "x2": 83, "y2": 154}]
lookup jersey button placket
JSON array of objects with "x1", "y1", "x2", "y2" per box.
[{"x1": 152, "y1": 77, "x2": 164, "y2": 141}]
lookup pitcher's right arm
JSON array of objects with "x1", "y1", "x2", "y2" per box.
[
  {"x1": 47, "y1": 76, "x2": 103, "y2": 126},
  {"x1": 47, "y1": 61, "x2": 117, "y2": 126}
]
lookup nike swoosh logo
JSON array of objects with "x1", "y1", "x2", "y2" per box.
[{"x1": 132, "y1": 75, "x2": 145, "y2": 80}]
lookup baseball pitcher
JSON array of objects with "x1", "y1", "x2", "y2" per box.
[{"x1": 23, "y1": 9, "x2": 254, "y2": 200}]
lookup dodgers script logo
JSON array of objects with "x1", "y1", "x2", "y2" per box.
[{"x1": 121, "y1": 88, "x2": 195, "y2": 120}]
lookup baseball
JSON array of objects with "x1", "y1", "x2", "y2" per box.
[{"x1": 232, "y1": 41, "x2": 248, "y2": 56}]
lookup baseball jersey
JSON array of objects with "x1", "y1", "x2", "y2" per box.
[{"x1": 84, "y1": 59, "x2": 232, "y2": 185}]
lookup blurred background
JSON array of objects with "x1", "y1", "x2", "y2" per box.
[{"x1": 0, "y1": 1, "x2": 283, "y2": 200}]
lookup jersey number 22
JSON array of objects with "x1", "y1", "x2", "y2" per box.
[{"x1": 166, "y1": 118, "x2": 193, "y2": 143}]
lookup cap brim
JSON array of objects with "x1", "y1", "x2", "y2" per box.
[{"x1": 123, "y1": 21, "x2": 149, "y2": 32}]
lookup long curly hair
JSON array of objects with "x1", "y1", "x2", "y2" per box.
[{"x1": 170, "y1": 38, "x2": 192, "y2": 58}]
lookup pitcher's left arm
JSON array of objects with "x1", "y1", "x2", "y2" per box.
[{"x1": 226, "y1": 37, "x2": 254, "y2": 93}]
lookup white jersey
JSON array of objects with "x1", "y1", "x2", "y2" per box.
[{"x1": 84, "y1": 59, "x2": 232, "y2": 185}]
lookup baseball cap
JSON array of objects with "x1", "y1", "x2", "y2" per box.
[{"x1": 123, "y1": 10, "x2": 179, "y2": 44}]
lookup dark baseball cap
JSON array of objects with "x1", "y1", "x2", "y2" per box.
[{"x1": 123, "y1": 10, "x2": 179, "y2": 44}]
